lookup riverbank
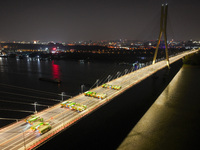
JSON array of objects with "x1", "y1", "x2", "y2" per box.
[{"x1": 118, "y1": 65, "x2": 200, "y2": 150}]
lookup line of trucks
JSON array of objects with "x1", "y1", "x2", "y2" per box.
[
  {"x1": 24, "y1": 84, "x2": 121, "y2": 135},
  {"x1": 84, "y1": 91, "x2": 107, "y2": 99},
  {"x1": 102, "y1": 84, "x2": 122, "y2": 90},
  {"x1": 24, "y1": 102, "x2": 87, "y2": 135},
  {"x1": 60, "y1": 101, "x2": 87, "y2": 112},
  {"x1": 84, "y1": 84, "x2": 121, "y2": 99},
  {"x1": 25, "y1": 115, "x2": 51, "y2": 134}
]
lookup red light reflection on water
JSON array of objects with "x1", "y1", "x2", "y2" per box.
[{"x1": 52, "y1": 60, "x2": 60, "y2": 79}]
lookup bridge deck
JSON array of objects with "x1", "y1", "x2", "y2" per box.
[{"x1": 0, "y1": 49, "x2": 198, "y2": 150}]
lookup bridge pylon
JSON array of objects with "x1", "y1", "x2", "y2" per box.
[{"x1": 152, "y1": 4, "x2": 170, "y2": 69}]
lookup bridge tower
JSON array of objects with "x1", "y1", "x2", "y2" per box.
[{"x1": 152, "y1": 4, "x2": 170, "y2": 69}]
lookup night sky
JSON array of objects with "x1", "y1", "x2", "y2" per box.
[{"x1": 0, "y1": 0, "x2": 199, "y2": 42}]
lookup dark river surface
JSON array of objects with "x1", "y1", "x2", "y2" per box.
[{"x1": 0, "y1": 57, "x2": 183, "y2": 149}]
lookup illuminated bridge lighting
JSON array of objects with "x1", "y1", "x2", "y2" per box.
[{"x1": 0, "y1": 49, "x2": 199, "y2": 150}]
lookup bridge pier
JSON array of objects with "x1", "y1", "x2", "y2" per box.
[{"x1": 153, "y1": 4, "x2": 170, "y2": 69}]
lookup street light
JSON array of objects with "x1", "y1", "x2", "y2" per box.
[
  {"x1": 60, "y1": 92, "x2": 65, "y2": 102},
  {"x1": 117, "y1": 72, "x2": 121, "y2": 78},
  {"x1": 81, "y1": 84, "x2": 85, "y2": 93},
  {"x1": 59, "y1": 92, "x2": 71, "y2": 102},
  {"x1": 108, "y1": 75, "x2": 112, "y2": 82},
  {"x1": 131, "y1": 67, "x2": 134, "y2": 72},
  {"x1": 34, "y1": 102, "x2": 37, "y2": 114},
  {"x1": 96, "y1": 79, "x2": 99, "y2": 87},
  {"x1": 124, "y1": 69, "x2": 128, "y2": 75}
]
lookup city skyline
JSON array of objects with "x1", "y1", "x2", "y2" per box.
[{"x1": 0, "y1": 0, "x2": 199, "y2": 42}]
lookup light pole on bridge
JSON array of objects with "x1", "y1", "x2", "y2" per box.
[
  {"x1": 96, "y1": 79, "x2": 99, "y2": 87},
  {"x1": 59, "y1": 92, "x2": 70, "y2": 102},
  {"x1": 124, "y1": 69, "x2": 128, "y2": 75},
  {"x1": 34, "y1": 102, "x2": 37, "y2": 114},
  {"x1": 81, "y1": 84, "x2": 85, "y2": 93},
  {"x1": 131, "y1": 67, "x2": 134, "y2": 72},
  {"x1": 116, "y1": 72, "x2": 121, "y2": 78},
  {"x1": 60, "y1": 92, "x2": 64, "y2": 102},
  {"x1": 108, "y1": 75, "x2": 112, "y2": 82}
]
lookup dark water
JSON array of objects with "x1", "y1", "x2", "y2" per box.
[{"x1": 0, "y1": 57, "x2": 133, "y2": 128}]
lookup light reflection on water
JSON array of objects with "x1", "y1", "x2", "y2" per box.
[
  {"x1": 52, "y1": 60, "x2": 60, "y2": 79},
  {"x1": 0, "y1": 57, "x2": 122, "y2": 97}
]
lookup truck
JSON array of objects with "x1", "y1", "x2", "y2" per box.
[
  {"x1": 102, "y1": 84, "x2": 121, "y2": 90},
  {"x1": 84, "y1": 91, "x2": 107, "y2": 99},
  {"x1": 31, "y1": 121, "x2": 44, "y2": 131},
  {"x1": 25, "y1": 115, "x2": 43, "y2": 125},
  {"x1": 102, "y1": 84, "x2": 110, "y2": 88},
  {"x1": 37, "y1": 123, "x2": 51, "y2": 134},
  {"x1": 111, "y1": 85, "x2": 122, "y2": 90},
  {"x1": 94, "y1": 93, "x2": 107, "y2": 99},
  {"x1": 73, "y1": 103, "x2": 87, "y2": 112},
  {"x1": 60, "y1": 101, "x2": 87, "y2": 112},
  {"x1": 84, "y1": 91, "x2": 96, "y2": 97},
  {"x1": 67, "y1": 102, "x2": 76, "y2": 109},
  {"x1": 60, "y1": 101, "x2": 72, "y2": 107}
]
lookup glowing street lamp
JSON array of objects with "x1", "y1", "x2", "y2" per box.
[
  {"x1": 107, "y1": 75, "x2": 111, "y2": 82},
  {"x1": 116, "y1": 72, "x2": 121, "y2": 78},
  {"x1": 124, "y1": 69, "x2": 128, "y2": 75},
  {"x1": 96, "y1": 79, "x2": 99, "y2": 87},
  {"x1": 34, "y1": 102, "x2": 37, "y2": 114},
  {"x1": 59, "y1": 92, "x2": 72, "y2": 101},
  {"x1": 81, "y1": 85, "x2": 85, "y2": 93},
  {"x1": 59, "y1": 92, "x2": 65, "y2": 102}
]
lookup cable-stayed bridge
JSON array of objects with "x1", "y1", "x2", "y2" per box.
[
  {"x1": 0, "y1": 3, "x2": 199, "y2": 149},
  {"x1": 0, "y1": 48, "x2": 198, "y2": 150}
]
